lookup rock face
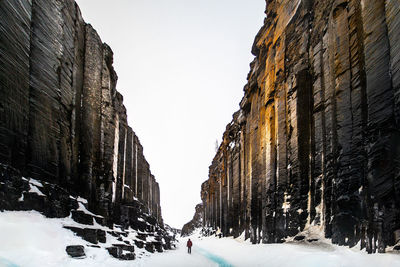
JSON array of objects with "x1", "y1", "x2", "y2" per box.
[
  {"x1": 181, "y1": 204, "x2": 203, "y2": 237},
  {"x1": 199, "y1": 0, "x2": 400, "y2": 253},
  {"x1": 0, "y1": 0, "x2": 162, "y2": 228}
]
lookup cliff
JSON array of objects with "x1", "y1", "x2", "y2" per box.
[
  {"x1": 0, "y1": 0, "x2": 169, "y2": 258},
  {"x1": 181, "y1": 203, "x2": 204, "y2": 237},
  {"x1": 198, "y1": 0, "x2": 400, "y2": 253}
]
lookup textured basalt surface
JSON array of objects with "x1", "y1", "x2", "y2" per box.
[
  {"x1": 181, "y1": 203, "x2": 204, "y2": 237},
  {"x1": 198, "y1": 0, "x2": 400, "y2": 253},
  {"x1": 0, "y1": 0, "x2": 162, "y2": 235}
]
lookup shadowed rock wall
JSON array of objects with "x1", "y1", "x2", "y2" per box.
[
  {"x1": 181, "y1": 203, "x2": 204, "y2": 237},
  {"x1": 0, "y1": 0, "x2": 162, "y2": 226},
  {"x1": 200, "y1": 0, "x2": 400, "y2": 253}
]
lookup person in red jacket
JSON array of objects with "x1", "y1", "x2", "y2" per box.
[{"x1": 187, "y1": 238, "x2": 193, "y2": 254}]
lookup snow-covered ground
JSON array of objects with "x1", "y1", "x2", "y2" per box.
[
  {"x1": 0, "y1": 211, "x2": 154, "y2": 267},
  {"x1": 137, "y1": 229, "x2": 400, "y2": 267},
  {"x1": 1, "y1": 211, "x2": 399, "y2": 267}
]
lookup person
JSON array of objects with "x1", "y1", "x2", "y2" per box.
[{"x1": 187, "y1": 238, "x2": 193, "y2": 254}]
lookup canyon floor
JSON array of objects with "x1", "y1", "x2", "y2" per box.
[
  {"x1": 137, "y1": 230, "x2": 400, "y2": 267},
  {"x1": 1, "y1": 211, "x2": 399, "y2": 267}
]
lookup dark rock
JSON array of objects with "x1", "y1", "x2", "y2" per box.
[
  {"x1": 134, "y1": 240, "x2": 144, "y2": 248},
  {"x1": 122, "y1": 253, "x2": 135, "y2": 261},
  {"x1": 94, "y1": 216, "x2": 105, "y2": 226},
  {"x1": 131, "y1": 220, "x2": 147, "y2": 232},
  {"x1": 153, "y1": 242, "x2": 163, "y2": 252},
  {"x1": 81, "y1": 228, "x2": 98, "y2": 244},
  {"x1": 21, "y1": 192, "x2": 47, "y2": 213},
  {"x1": 71, "y1": 210, "x2": 94, "y2": 225},
  {"x1": 294, "y1": 236, "x2": 305, "y2": 241},
  {"x1": 107, "y1": 247, "x2": 120, "y2": 258},
  {"x1": 107, "y1": 231, "x2": 119, "y2": 237},
  {"x1": 112, "y1": 244, "x2": 135, "y2": 252},
  {"x1": 42, "y1": 183, "x2": 79, "y2": 218},
  {"x1": 181, "y1": 204, "x2": 203, "y2": 237},
  {"x1": 66, "y1": 245, "x2": 85, "y2": 258},
  {"x1": 194, "y1": 0, "x2": 400, "y2": 253},
  {"x1": 107, "y1": 246, "x2": 135, "y2": 260},
  {"x1": 0, "y1": 165, "x2": 29, "y2": 211},
  {"x1": 147, "y1": 216, "x2": 157, "y2": 225},
  {"x1": 137, "y1": 233, "x2": 147, "y2": 241},
  {"x1": 0, "y1": 0, "x2": 165, "y2": 234},
  {"x1": 63, "y1": 226, "x2": 104, "y2": 244},
  {"x1": 97, "y1": 229, "x2": 106, "y2": 243},
  {"x1": 145, "y1": 243, "x2": 154, "y2": 253}
]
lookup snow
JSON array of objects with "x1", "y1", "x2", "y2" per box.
[
  {"x1": 28, "y1": 178, "x2": 44, "y2": 188},
  {"x1": 77, "y1": 202, "x2": 102, "y2": 218},
  {"x1": 112, "y1": 114, "x2": 120, "y2": 203},
  {"x1": 18, "y1": 177, "x2": 48, "y2": 198},
  {"x1": 28, "y1": 184, "x2": 45, "y2": 197},
  {"x1": 282, "y1": 192, "x2": 290, "y2": 213},
  {"x1": 1, "y1": 211, "x2": 399, "y2": 267},
  {"x1": 0, "y1": 211, "x2": 158, "y2": 267},
  {"x1": 77, "y1": 197, "x2": 88, "y2": 204},
  {"x1": 134, "y1": 240, "x2": 217, "y2": 267},
  {"x1": 137, "y1": 229, "x2": 400, "y2": 267}
]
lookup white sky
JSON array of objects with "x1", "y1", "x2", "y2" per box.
[{"x1": 75, "y1": 0, "x2": 265, "y2": 229}]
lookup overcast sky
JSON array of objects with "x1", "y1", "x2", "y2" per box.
[{"x1": 75, "y1": 0, "x2": 265, "y2": 229}]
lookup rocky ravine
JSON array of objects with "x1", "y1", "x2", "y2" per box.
[
  {"x1": 0, "y1": 0, "x2": 173, "y2": 260},
  {"x1": 194, "y1": 0, "x2": 400, "y2": 254}
]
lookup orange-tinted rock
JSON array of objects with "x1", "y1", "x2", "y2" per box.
[{"x1": 199, "y1": 0, "x2": 400, "y2": 253}]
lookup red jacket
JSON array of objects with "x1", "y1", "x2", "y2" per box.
[{"x1": 187, "y1": 240, "x2": 192, "y2": 247}]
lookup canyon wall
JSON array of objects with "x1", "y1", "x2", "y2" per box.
[
  {"x1": 200, "y1": 0, "x2": 400, "y2": 253},
  {"x1": 181, "y1": 203, "x2": 204, "y2": 237},
  {"x1": 0, "y1": 0, "x2": 162, "y2": 226}
]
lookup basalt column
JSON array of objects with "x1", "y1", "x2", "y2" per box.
[
  {"x1": 199, "y1": 0, "x2": 400, "y2": 253},
  {"x1": 0, "y1": 0, "x2": 164, "y2": 227},
  {"x1": 0, "y1": 0, "x2": 32, "y2": 171}
]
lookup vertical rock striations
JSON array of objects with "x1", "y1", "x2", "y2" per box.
[
  {"x1": 199, "y1": 0, "x2": 400, "y2": 253},
  {"x1": 181, "y1": 204, "x2": 204, "y2": 237},
  {"x1": 0, "y1": 0, "x2": 162, "y2": 227}
]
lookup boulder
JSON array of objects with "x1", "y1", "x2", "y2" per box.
[
  {"x1": 106, "y1": 246, "x2": 135, "y2": 260},
  {"x1": 134, "y1": 240, "x2": 144, "y2": 248},
  {"x1": 63, "y1": 226, "x2": 106, "y2": 244},
  {"x1": 145, "y1": 243, "x2": 154, "y2": 253},
  {"x1": 66, "y1": 245, "x2": 85, "y2": 258},
  {"x1": 71, "y1": 210, "x2": 94, "y2": 225}
]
